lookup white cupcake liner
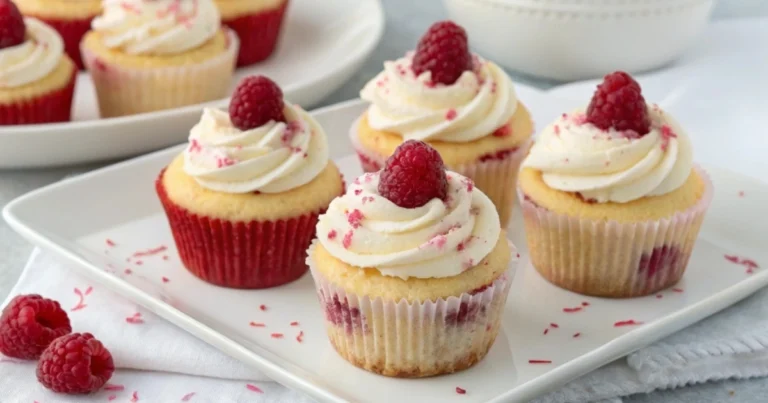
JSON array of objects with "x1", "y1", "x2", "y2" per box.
[
  {"x1": 349, "y1": 116, "x2": 532, "y2": 228},
  {"x1": 517, "y1": 166, "x2": 714, "y2": 298},
  {"x1": 307, "y1": 240, "x2": 515, "y2": 377},
  {"x1": 81, "y1": 29, "x2": 239, "y2": 118}
]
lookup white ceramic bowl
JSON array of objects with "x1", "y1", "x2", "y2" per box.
[{"x1": 444, "y1": 0, "x2": 715, "y2": 81}]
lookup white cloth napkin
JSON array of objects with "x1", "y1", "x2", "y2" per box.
[{"x1": 3, "y1": 250, "x2": 768, "y2": 403}]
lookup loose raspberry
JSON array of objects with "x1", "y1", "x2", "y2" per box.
[
  {"x1": 37, "y1": 333, "x2": 114, "y2": 394},
  {"x1": 378, "y1": 140, "x2": 448, "y2": 208},
  {"x1": 412, "y1": 21, "x2": 473, "y2": 85},
  {"x1": 0, "y1": 294, "x2": 71, "y2": 360},
  {"x1": 0, "y1": 0, "x2": 25, "y2": 50},
  {"x1": 586, "y1": 71, "x2": 651, "y2": 135},
  {"x1": 229, "y1": 75, "x2": 286, "y2": 131}
]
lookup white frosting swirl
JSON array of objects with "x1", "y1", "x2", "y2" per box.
[
  {"x1": 183, "y1": 105, "x2": 330, "y2": 194},
  {"x1": 92, "y1": 0, "x2": 220, "y2": 55},
  {"x1": 360, "y1": 53, "x2": 518, "y2": 143},
  {"x1": 524, "y1": 105, "x2": 693, "y2": 203},
  {"x1": 316, "y1": 172, "x2": 501, "y2": 279},
  {"x1": 0, "y1": 18, "x2": 64, "y2": 88}
]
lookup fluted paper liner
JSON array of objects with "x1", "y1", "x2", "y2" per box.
[
  {"x1": 518, "y1": 166, "x2": 714, "y2": 298},
  {"x1": 307, "y1": 240, "x2": 515, "y2": 377},
  {"x1": 0, "y1": 67, "x2": 76, "y2": 125},
  {"x1": 221, "y1": 0, "x2": 289, "y2": 67},
  {"x1": 350, "y1": 116, "x2": 531, "y2": 228},
  {"x1": 82, "y1": 29, "x2": 239, "y2": 118},
  {"x1": 156, "y1": 169, "x2": 324, "y2": 289}
]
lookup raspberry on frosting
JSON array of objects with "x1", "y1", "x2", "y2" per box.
[
  {"x1": 37, "y1": 333, "x2": 114, "y2": 394},
  {"x1": 0, "y1": 0, "x2": 25, "y2": 50},
  {"x1": 0, "y1": 294, "x2": 72, "y2": 360},
  {"x1": 229, "y1": 75, "x2": 286, "y2": 131},
  {"x1": 586, "y1": 71, "x2": 651, "y2": 135},
  {"x1": 412, "y1": 20, "x2": 473, "y2": 85},
  {"x1": 378, "y1": 140, "x2": 448, "y2": 208}
]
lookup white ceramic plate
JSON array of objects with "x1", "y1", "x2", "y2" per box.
[
  {"x1": 546, "y1": 17, "x2": 768, "y2": 184},
  {"x1": 0, "y1": 0, "x2": 384, "y2": 169},
  {"x1": 5, "y1": 95, "x2": 768, "y2": 403}
]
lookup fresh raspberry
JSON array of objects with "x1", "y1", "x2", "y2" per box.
[
  {"x1": 412, "y1": 21, "x2": 473, "y2": 85},
  {"x1": 0, "y1": 294, "x2": 71, "y2": 360},
  {"x1": 586, "y1": 71, "x2": 651, "y2": 135},
  {"x1": 378, "y1": 140, "x2": 448, "y2": 208},
  {"x1": 229, "y1": 75, "x2": 286, "y2": 131},
  {"x1": 37, "y1": 333, "x2": 114, "y2": 394},
  {"x1": 0, "y1": 0, "x2": 25, "y2": 50}
]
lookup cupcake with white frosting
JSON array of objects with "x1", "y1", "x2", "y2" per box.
[
  {"x1": 156, "y1": 75, "x2": 344, "y2": 289},
  {"x1": 353, "y1": 20, "x2": 534, "y2": 228},
  {"x1": 308, "y1": 140, "x2": 516, "y2": 377},
  {"x1": 0, "y1": 1, "x2": 76, "y2": 125},
  {"x1": 80, "y1": 0, "x2": 238, "y2": 117},
  {"x1": 518, "y1": 71, "x2": 713, "y2": 298}
]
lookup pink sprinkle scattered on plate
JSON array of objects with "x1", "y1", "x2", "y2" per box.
[
  {"x1": 246, "y1": 384, "x2": 263, "y2": 393},
  {"x1": 455, "y1": 386, "x2": 466, "y2": 394}
]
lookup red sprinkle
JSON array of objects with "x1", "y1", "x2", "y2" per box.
[
  {"x1": 162, "y1": 277, "x2": 170, "y2": 283},
  {"x1": 104, "y1": 383, "x2": 125, "y2": 391},
  {"x1": 124, "y1": 268, "x2": 133, "y2": 275},
  {"x1": 290, "y1": 321, "x2": 300, "y2": 326},
  {"x1": 135, "y1": 260, "x2": 143, "y2": 266},
  {"x1": 554, "y1": 125, "x2": 560, "y2": 135},
  {"x1": 249, "y1": 322, "x2": 266, "y2": 327},
  {"x1": 455, "y1": 387, "x2": 467, "y2": 395},
  {"x1": 543, "y1": 328, "x2": 549, "y2": 335},
  {"x1": 738, "y1": 191, "x2": 745, "y2": 198},
  {"x1": 130, "y1": 391, "x2": 139, "y2": 402},
  {"x1": 672, "y1": 288, "x2": 684, "y2": 293},
  {"x1": 445, "y1": 109, "x2": 457, "y2": 121},
  {"x1": 327, "y1": 230, "x2": 337, "y2": 240},
  {"x1": 492, "y1": 125, "x2": 510, "y2": 137},
  {"x1": 528, "y1": 360, "x2": 552, "y2": 364},
  {"x1": 259, "y1": 304, "x2": 268, "y2": 311},
  {"x1": 246, "y1": 384, "x2": 263, "y2": 393},
  {"x1": 132, "y1": 245, "x2": 168, "y2": 258},
  {"x1": 162, "y1": 255, "x2": 169, "y2": 261},
  {"x1": 743, "y1": 259, "x2": 759, "y2": 269},
  {"x1": 342, "y1": 230, "x2": 354, "y2": 249},
  {"x1": 656, "y1": 294, "x2": 663, "y2": 299},
  {"x1": 296, "y1": 331, "x2": 304, "y2": 343},
  {"x1": 725, "y1": 254, "x2": 740, "y2": 263},
  {"x1": 106, "y1": 239, "x2": 116, "y2": 247},
  {"x1": 550, "y1": 323, "x2": 559, "y2": 328},
  {"x1": 108, "y1": 395, "x2": 117, "y2": 401},
  {"x1": 347, "y1": 209, "x2": 365, "y2": 229},
  {"x1": 270, "y1": 333, "x2": 284, "y2": 339},
  {"x1": 181, "y1": 392, "x2": 196, "y2": 402},
  {"x1": 563, "y1": 307, "x2": 582, "y2": 313},
  {"x1": 572, "y1": 332, "x2": 581, "y2": 338},
  {"x1": 614, "y1": 320, "x2": 644, "y2": 327},
  {"x1": 581, "y1": 301, "x2": 590, "y2": 307}
]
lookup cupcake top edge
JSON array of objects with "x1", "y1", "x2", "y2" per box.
[
  {"x1": 91, "y1": 0, "x2": 221, "y2": 56},
  {"x1": 524, "y1": 71, "x2": 694, "y2": 204},
  {"x1": 359, "y1": 21, "x2": 519, "y2": 143},
  {"x1": 0, "y1": 17, "x2": 64, "y2": 89}
]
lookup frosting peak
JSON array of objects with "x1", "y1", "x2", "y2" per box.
[
  {"x1": 92, "y1": 0, "x2": 220, "y2": 55},
  {"x1": 183, "y1": 104, "x2": 330, "y2": 194},
  {"x1": 524, "y1": 105, "x2": 693, "y2": 203},
  {"x1": 316, "y1": 171, "x2": 501, "y2": 279},
  {"x1": 0, "y1": 18, "x2": 64, "y2": 88},
  {"x1": 360, "y1": 53, "x2": 518, "y2": 143}
]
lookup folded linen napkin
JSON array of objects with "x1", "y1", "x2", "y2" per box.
[{"x1": 2, "y1": 250, "x2": 768, "y2": 403}]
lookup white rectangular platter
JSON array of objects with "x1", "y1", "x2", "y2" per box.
[{"x1": 5, "y1": 95, "x2": 768, "y2": 402}]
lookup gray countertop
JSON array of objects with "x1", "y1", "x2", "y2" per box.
[{"x1": 2, "y1": 1, "x2": 767, "y2": 402}]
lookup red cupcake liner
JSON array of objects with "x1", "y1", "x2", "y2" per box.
[
  {"x1": 222, "y1": 0, "x2": 289, "y2": 67},
  {"x1": 156, "y1": 169, "x2": 330, "y2": 289},
  {"x1": 33, "y1": 15, "x2": 95, "y2": 70},
  {"x1": 0, "y1": 68, "x2": 76, "y2": 125}
]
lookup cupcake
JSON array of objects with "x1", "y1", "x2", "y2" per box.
[
  {"x1": 353, "y1": 21, "x2": 534, "y2": 228},
  {"x1": 156, "y1": 76, "x2": 344, "y2": 289},
  {"x1": 0, "y1": 1, "x2": 76, "y2": 125},
  {"x1": 308, "y1": 140, "x2": 516, "y2": 377},
  {"x1": 518, "y1": 71, "x2": 713, "y2": 298},
  {"x1": 81, "y1": 0, "x2": 239, "y2": 118},
  {"x1": 214, "y1": 0, "x2": 288, "y2": 67},
  {"x1": 15, "y1": 0, "x2": 100, "y2": 69}
]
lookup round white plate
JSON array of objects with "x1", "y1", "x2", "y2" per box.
[{"x1": 0, "y1": 0, "x2": 384, "y2": 169}]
